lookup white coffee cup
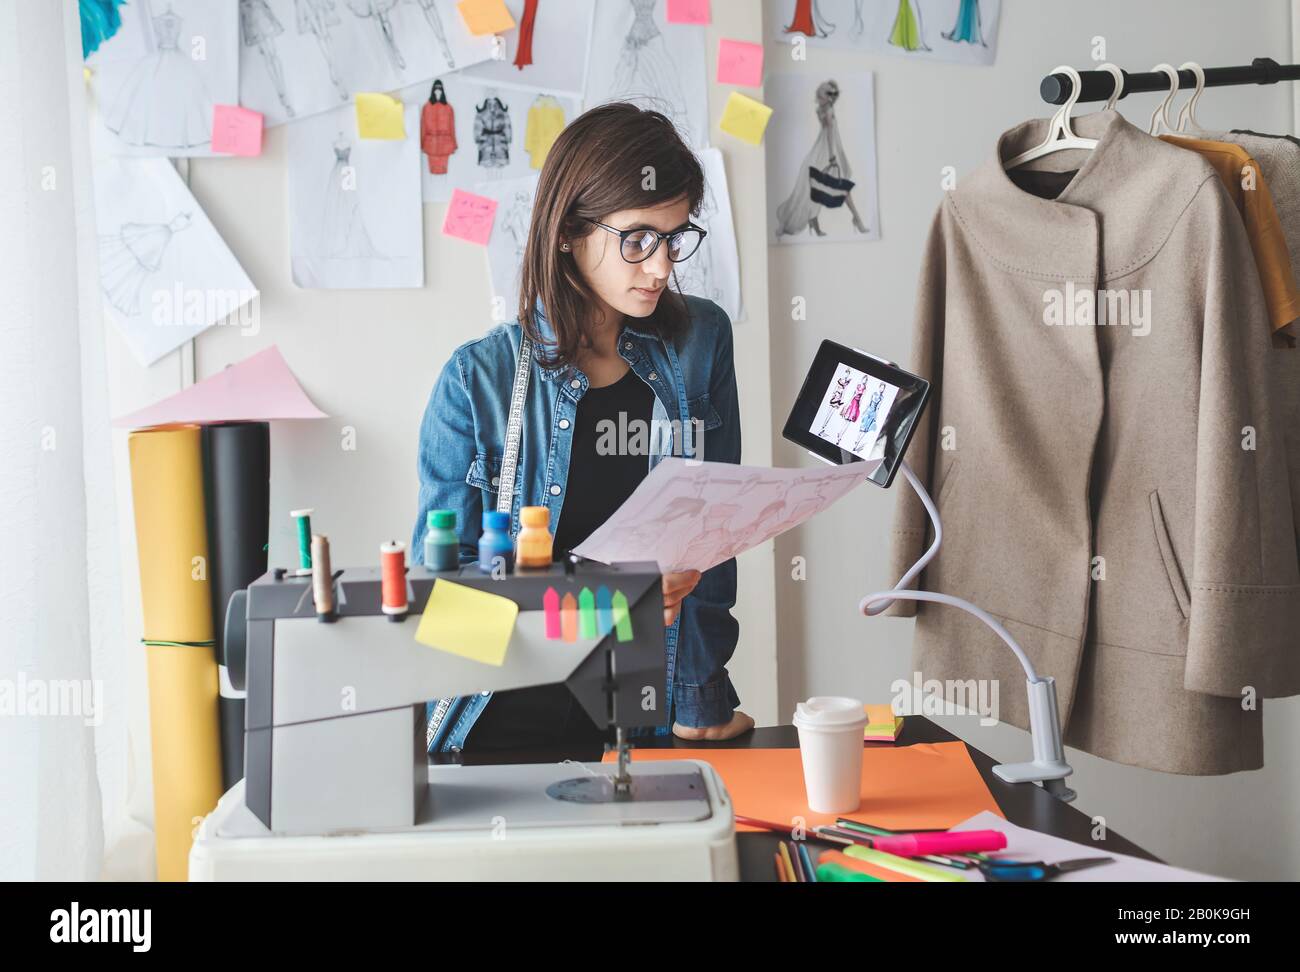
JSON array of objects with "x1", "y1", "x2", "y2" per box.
[{"x1": 793, "y1": 696, "x2": 867, "y2": 814}]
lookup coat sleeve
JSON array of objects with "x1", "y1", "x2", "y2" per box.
[
  {"x1": 881, "y1": 204, "x2": 948, "y2": 617},
  {"x1": 1185, "y1": 180, "x2": 1300, "y2": 697},
  {"x1": 412, "y1": 350, "x2": 483, "y2": 567}
]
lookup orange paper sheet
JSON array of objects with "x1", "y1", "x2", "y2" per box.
[{"x1": 602, "y1": 741, "x2": 1004, "y2": 833}]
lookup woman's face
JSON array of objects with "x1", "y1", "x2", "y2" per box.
[{"x1": 569, "y1": 195, "x2": 691, "y2": 323}]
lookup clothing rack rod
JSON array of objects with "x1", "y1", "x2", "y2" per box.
[{"x1": 1041, "y1": 57, "x2": 1300, "y2": 105}]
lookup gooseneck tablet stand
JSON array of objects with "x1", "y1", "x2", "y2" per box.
[{"x1": 860, "y1": 461, "x2": 1077, "y2": 803}]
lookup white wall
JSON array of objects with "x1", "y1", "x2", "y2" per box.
[{"x1": 766, "y1": 0, "x2": 1300, "y2": 880}]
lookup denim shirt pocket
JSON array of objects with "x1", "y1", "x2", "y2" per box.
[
  {"x1": 465, "y1": 453, "x2": 505, "y2": 494},
  {"x1": 686, "y1": 394, "x2": 723, "y2": 432}
]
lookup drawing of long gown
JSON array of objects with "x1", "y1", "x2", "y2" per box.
[
  {"x1": 317, "y1": 138, "x2": 379, "y2": 259},
  {"x1": 611, "y1": 0, "x2": 690, "y2": 134},
  {"x1": 943, "y1": 0, "x2": 985, "y2": 45},
  {"x1": 98, "y1": 214, "x2": 190, "y2": 316},
  {"x1": 103, "y1": 8, "x2": 213, "y2": 148},
  {"x1": 775, "y1": 93, "x2": 856, "y2": 237},
  {"x1": 783, "y1": 0, "x2": 833, "y2": 37},
  {"x1": 888, "y1": 0, "x2": 930, "y2": 52}
]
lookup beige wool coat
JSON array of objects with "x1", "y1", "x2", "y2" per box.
[{"x1": 888, "y1": 111, "x2": 1300, "y2": 776}]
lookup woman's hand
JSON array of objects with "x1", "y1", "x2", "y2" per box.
[{"x1": 661, "y1": 569, "x2": 701, "y2": 627}]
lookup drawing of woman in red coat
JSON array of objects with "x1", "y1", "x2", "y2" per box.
[{"x1": 420, "y1": 79, "x2": 457, "y2": 175}]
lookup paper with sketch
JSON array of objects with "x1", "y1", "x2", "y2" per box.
[
  {"x1": 675, "y1": 147, "x2": 742, "y2": 323},
  {"x1": 477, "y1": 173, "x2": 539, "y2": 322},
  {"x1": 767, "y1": 0, "x2": 1001, "y2": 66},
  {"x1": 461, "y1": 0, "x2": 596, "y2": 97},
  {"x1": 949, "y1": 812, "x2": 1227, "y2": 882},
  {"x1": 573, "y1": 458, "x2": 872, "y2": 573}
]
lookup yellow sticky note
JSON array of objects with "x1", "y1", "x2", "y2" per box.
[
  {"x1": 457, "y1": 0, "x2": 515, "y2": 35},
  {"x1": 415, "y1": 579, "x2": 519, "y2": 666},
  {"x1": 719, "y1": 91, "x2": 773, "y2": 146},
  {"x1": 355, "y1": 92, "x2": 406, "y2": 139}
]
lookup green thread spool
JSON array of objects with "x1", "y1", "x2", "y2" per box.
[{"x1": 290, "y1": 508, "x2": 314, "y2": 569}]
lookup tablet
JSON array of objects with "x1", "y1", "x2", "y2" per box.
[{"x1": 782, "y1": 340, "x2": 931, "y2": 489}]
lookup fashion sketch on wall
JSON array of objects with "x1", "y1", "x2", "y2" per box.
[
  {"x1": 287, "y1": 102, "x2": 423, "y2": 288},
  {"x1": 88, "y1": 0, "x2": 238, "y2": 156},
  {"x1": 767, "y1": 0, "x2": 999, "y2": 65},
  {"x1": 767, "y1": 73, "x2": 879, "y2": 244},
  {"x1": 463, "y1": 0, "x2": 595, "y2": 97},
  {"x1": 239, "y1": 0, "x2": 496, "y2": 127},
  {"x1": 93, "y1": 158, "x2": 257, "y2": 365},
  {"x1": 585, "y1": 0, "x2": 709, "y2": 147},
  {"x1": 475, "y1": 94, "x2": 513, "y2": 170},
  {"x1": 479, "y1": 174, "x2": 540, "y2": 324},
  {"x1": 672, "y1": 148, "x2": 742, "y2": 323}
]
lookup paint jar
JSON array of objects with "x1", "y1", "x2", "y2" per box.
[
  {"x1": 424, "y1": 509, "x2": 460, "y2": 571},
  {"x1": 515, "y1": 506, "x2": 553, "y2": 569},
  {"x1": 478, "y1": 511, "x2": 514, "y2": 574}
]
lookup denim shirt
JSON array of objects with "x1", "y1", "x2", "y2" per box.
[{"x1": 412, "y1": 295, "x2": 742, "y2": 753}]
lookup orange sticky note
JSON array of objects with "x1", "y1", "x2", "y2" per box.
[
  {"x1": 602, "y1": 742, "x2": 1004, "y2": 833},
  {"x1": 457, "y1": 0, "x2": 515, "y2": 35},
  {"x1": 211, "y1": 104, "x2": 264, "y2": 156},
  {"x1": 443, "y1": 189, "x2": 498, "y2": 245},
  {"x1": 717, "y1": 39, "x2": 763, "y2": 87},
  {"x1": 719, "y1": 91, "x2": 772, "y2": 146},
  {"x1": 667, "y1": 0, "x2": 710, "y2": 24}
]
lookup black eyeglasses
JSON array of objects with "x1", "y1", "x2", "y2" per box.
[{"x1": 585, "y1": 219, "x2": 707, "y2": 264}]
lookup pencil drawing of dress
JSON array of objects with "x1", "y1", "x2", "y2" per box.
[
  {"x1": 775, "y1": 81, "x2": 864, "y2": 237},
  {"x1": 241, "y1": 0, "x2": 293, "y2": 117},
  {"x1": 474, "y1": 97, "x2": 512, "y2": 168},
  {"x1": 611, "y1": 0, "x2": 690, "y2": 134},
  {"x1": 840, "y1": 379, "x2": 865, "y2": 423},
  {"x1": 103, "y1": 7, "x2": 213, "y2": 148},
  {"x1": 347, "y1": 0, "x2": 406, "y2": 71},
  {"x1": 98, "y1": 214, "x2": 191, "y2": 316},
  {"x1": 317, "y1": 136, "x2": 379, "y2": 258},
  {"x1": 413, "y1": 0, "x2": 457, "y2": 69},
  {"x1": 859, "y1": 384, "x2": 884, "y2": 434},
  {"x1": 296, "y1": 0, "x2": 347, "y2": 100},
  {"x1": 942, "y1": 0, "x2": 985, "y2": 45},
  {"x1": 887, "y1": 0, "x2": 929, "y2": 52}
]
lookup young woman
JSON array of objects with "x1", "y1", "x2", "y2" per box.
[{"x1": 413, "y1": 103, "x2": 754, "y2": 754}]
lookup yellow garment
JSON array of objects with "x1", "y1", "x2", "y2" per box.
[
  {"x1": 1162, "y1": 134, "x2": 1300, "y2": 333},
  {"x1": 525, "y1": 97, "x2": 565, "y2": 169}
]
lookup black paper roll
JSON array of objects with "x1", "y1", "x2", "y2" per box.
[{"x1": 202, "y1": 422, "x2": 270, "y2": 790}]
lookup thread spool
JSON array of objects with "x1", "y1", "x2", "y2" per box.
[
  {"x1": 380, "y1": 541, "x2": 408, "y2": 620},
  {"x1": 311, "y1": 534, "x2": 335, "y2": 621},
  {"x1": 290, "y1": 508, "x2": 314, "y2": 569}
]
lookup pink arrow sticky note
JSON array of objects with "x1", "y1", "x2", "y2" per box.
[
  {"x1": 112, "y1": 345, "x2": 327, "y2": 428},
  {"x1": 717, "y1": 39, "x2": 763, "y2": 87},
  {"x1": 667, "y1": 0, "x2": 710, "y2": 24},
  {"x1": 211, "y1": 104, "x2": 264, "y2": 156},
  {"x1": 443, "y1": 189, "x2": 498, "y2": 246}
]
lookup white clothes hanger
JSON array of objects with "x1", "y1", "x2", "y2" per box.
[
  {"x1": 1004, "y1": 65, "x2": 1100, "y2": 169},
  {"x1": 1147, "y1": 63, "x2": 1182, "y2": 135},
  {"x1": 1175, "y1": 61, "x2": 1207, "y2": 132},
  {"x1": 1097, "y1": 62, "x2": 1125, "y2": 112}
]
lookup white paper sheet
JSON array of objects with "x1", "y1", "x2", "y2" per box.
[
  {"x1": 766, "y1": 71, "x2": 880, "y2": 245},
  {"x1": 673, "y1": 147, "x2": 743, "y2": 323},
  {"x1": 573, "y1": 458, "x2": 873, "y2": 573},
  {"x1": 238, "y1": 0, "x2": 497, "y2": 128},
  {"x1": 767, "y1": 0, "x2": 1001, "y2": 66},
  {"x1": 461, "y1": 0, "x2": 596, "y2": 97},
  {"x1": 287, "y1": 102, "x2": 424, "y2": 289},
  {"x1": 584, "y1": 0, "x2": 709, "y2": 148},
  {"x1": 948, "y1": 811, "x2": 1228, "y2": 882},
  {"x1": 87, "y1": 0, "x2": 239, "y2": 157},
  {"x1": 475, "y1": 173, "x2": 540, "y2": 324},
  {"x1": 94, "y1": 158, "x2": 257, "y2": 366}
]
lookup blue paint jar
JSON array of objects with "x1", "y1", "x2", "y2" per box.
[{"x1": 478, "y1": 510, "x2": 514, "y2": 574}]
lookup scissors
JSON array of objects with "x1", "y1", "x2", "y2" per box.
[{"x1": 978, "y1": 856, "x2": 1116, "y2": 882}]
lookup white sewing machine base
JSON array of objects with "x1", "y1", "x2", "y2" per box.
[{"x1": 190, "y1": 759, "x2": 739, "y2": 882}]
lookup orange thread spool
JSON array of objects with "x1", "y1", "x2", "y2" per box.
[{"x1": 380, "y1": 541, "x2": 408, "y2": 618}]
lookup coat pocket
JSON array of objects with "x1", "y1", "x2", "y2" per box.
[
  {"x1": 465, "y1": 453, "x2": 505, "y2": 494},
  {"x1": 1149, "y1": 489, "x2": 1191, "y2": 620}
]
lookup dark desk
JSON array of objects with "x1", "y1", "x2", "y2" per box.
[{"x1": 432, "y1": 717, "x2": 1161, "y2": 881}]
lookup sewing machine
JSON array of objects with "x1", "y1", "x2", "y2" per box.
[{"x1": 188, "y1": 558, "x2": 738, "y2": 881}]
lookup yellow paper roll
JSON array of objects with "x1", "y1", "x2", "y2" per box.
[{"x1": 128, "y1": 426, "x2": 223, "y2": 882}]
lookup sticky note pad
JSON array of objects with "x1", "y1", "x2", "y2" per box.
[
  {"x1": 443, "y1": 189, "x2": 498, "y2": 245},
  {"x1": 415, "y1": 579, "x2": 518, "y2": 666},
  {"x1": 457, "y1": 0, "x2": 515, "y2": 35},
  {"x1": 719, "y1": 91, "x2": 772, "y2": 146},
  {"x1": 211, "y1": 104, "x2": 264, "y2": 156},
  {"x1": 355, "y1": 92, "x2": 405, "y2": 139},
  {"x1": 667, "y1": 0, "x2": 710, "y2": 24},
  {"x1": 717, "y1": 39, "x2": 763, "y2": 87}
]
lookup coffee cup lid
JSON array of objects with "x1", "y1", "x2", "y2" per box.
[{"x1": 793, "y1": 696, "x2": 866, "y2": 728}]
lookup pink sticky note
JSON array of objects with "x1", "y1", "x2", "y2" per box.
[
  {"x1": 211, "y1": 104, "x2": 264, "y2": 156},
  {"x1": 667, "y1": 0, "x2": 710, "y2": 24},
  {"x1": 112, "y1": 346, "x2": 328, "y2": 428},
  {"x1": 717, "y1": 39, "x2": 763, "y2": 88},
  {"x1": 443, "y1": 189, "x2": 498, "y2": 246}
]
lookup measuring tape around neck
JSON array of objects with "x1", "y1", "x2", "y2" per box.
[{"x1": 496, "y1": 329, "x2": 534, "y2": 518}]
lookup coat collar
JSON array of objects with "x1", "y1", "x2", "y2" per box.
[
  {"x1": 524, "y1": 300, "x2": 659, "y2": 381},
  {"x1": 949, "y1": 110, "x2": 1216, "y2": 282}
]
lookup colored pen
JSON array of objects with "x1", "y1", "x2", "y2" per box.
[
  {"x1": 866, "y1": 830, "x2": 1008, "y2": 858},
  {"x1": 774, "y1": 852, "x2": 787, "y2": 882},
  {"x1": 797, "y1": 842, "x2": 818, "y2": 883},
  {"x1": 778, "y1": 841, "x2": 799, "y2": 882}
]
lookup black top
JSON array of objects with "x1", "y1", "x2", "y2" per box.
[{"x1": 467, "y1": 365, "x2": 656, "y2": 751}]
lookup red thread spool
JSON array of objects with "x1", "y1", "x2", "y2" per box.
[{"x1": 380, "y1": 541, "x2": 408, "y2": 618}]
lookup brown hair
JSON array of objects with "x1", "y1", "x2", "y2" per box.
[{"x1": 517, "y1": 103, "x2": 705, "y2": 368}]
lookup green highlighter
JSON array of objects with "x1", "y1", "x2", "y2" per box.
[{"x1": 815, "y1": 861, "x2": 883, "y2": 882}]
